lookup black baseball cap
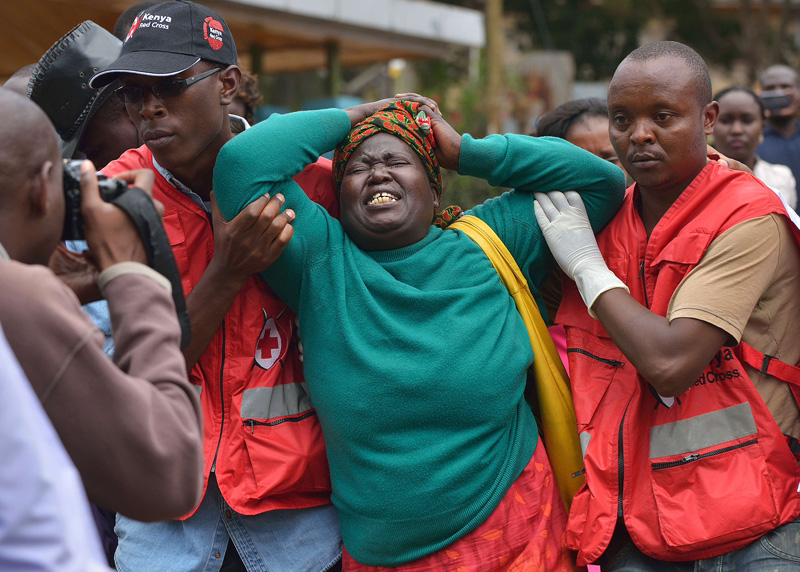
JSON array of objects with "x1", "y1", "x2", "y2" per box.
[
  {"x1": 90, "y1": 0, "x2": 237, "y2": 88},
  {"x1": 28, "y1": 21, "x2": 122, "y2": 158}
]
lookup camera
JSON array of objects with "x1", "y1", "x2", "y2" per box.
[
  {"x1": 759, "y1": 90, "x2": 793, "y2": 113},
  {"x1": 59, "y1": 159, "x2": 192, "y2": 347},
  {"x1": 62, "y1": 159, "x2": 128, "y2": 241}
]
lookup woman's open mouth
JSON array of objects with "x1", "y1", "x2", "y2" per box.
[{"x1": 366, "y1": 191, "x2": 400, "y2": 205}]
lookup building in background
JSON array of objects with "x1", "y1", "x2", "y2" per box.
[{"x1": 1, "y1": 0, "x2": 484, "y2": 115}]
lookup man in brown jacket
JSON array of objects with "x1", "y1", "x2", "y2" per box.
[{"x1": 0, "y1": 89, "x2": 204, "y2": 522}]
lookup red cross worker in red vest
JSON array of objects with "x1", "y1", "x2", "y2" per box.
[
  {"x1": 89, "y1": 2, "x2": 343, "y2": 570},
  {"x1": 534, "y1": 41, "x2": 800, "y2": 570}
]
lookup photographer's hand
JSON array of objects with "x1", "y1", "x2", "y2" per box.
[{"x1": 81, "y1": 162, "x2": 157, "y2": 270}]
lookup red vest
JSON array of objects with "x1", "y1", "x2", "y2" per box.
[
  {"x1": 104, "y1": 146, "x2": 339, "y2": 517},
  {"x1": 557, "y1": 163, "x2": 800, "y2": 564}
]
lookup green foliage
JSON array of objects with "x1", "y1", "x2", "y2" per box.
[
  {"x1": 416, "y1": 53, "x2": 506, "y2": 209},
  {"x1": 505, "y1": 0, "x2": 741, "y2": 79},
  {"x1": 441, "y1": 171, "x2": 506, "y2": 211},
  {"x1": 419, "y1": 0, "x2": 746, "y2": 209},
  {"x1": 499, "y1": 0, "x2": 645, "y2": 80},
  {"x1": 653, "y1": 0, "x2": 741, "y2": 69}
]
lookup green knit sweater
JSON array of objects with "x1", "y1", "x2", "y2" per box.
[{"x1": 214, "y1": 109, "x2": 625, "y2": 566}]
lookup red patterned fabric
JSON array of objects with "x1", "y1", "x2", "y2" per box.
[
  {"x1": 342, "y1": 437, "x2": 578, "y2": 572},
  {"x1": 432, "y1": 205, "x2": 463, "y2": 229}
]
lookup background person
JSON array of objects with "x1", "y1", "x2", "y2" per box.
[
  {"x1": 535, "y1": 41, "x2": 800, "y2": 571},
  {"x1": 535, "y1": 97, "x2": 627, "y2": 179},
  {"x1": 112, "y1": 1, "x2": 158, "y2": 40},
  {"x1": 28, "y1": 21, "x2": 140, "y2": 172},
  {"x1": 757, "y1": 63, "x2": 800, "y2": 185},
  {"x1": 534, "y1": 97, "x2": 629, "y2": 372},
  {"x1": 213, "y1": 96, "x2": 625, "y2": 570},
  {"x1": 229, "y1": 70, "x2": 262, "y2": 126},
  {"x1": 712, "y1": 85, "x2": 796, "y2": 209}
]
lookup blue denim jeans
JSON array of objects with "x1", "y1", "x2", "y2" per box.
[
  {"x1": 115, "y1": 475, "x2": 342, "y2": 572},
  {"x1": 606, "y1": 517, "x2": 800, "y2": 572}
]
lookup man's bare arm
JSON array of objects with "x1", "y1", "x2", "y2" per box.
[{"x1": 592, "y1": 290, "x2": 730, "y2": 396}]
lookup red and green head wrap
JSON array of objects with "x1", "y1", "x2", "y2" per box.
[
  {"x1": 333, "y1": 100, "x2": 442, "y2": 198},
  {"x1": 332, "y1": 100, "x2": 462, "y2": 227}
]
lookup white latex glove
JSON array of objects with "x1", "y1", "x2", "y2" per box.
[{"x1": 534, "y1": 191, "x2": 628, "y2": 317}]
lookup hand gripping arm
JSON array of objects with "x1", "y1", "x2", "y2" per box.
[{"x1": 533, "y1": 191, "x2": 628, "y2": 316}]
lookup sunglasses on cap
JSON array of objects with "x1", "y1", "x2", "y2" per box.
[{"x1": 115, "y1": 67, "x2": 223, "y2": 105}]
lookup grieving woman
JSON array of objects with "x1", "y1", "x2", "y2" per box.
[{"x1": 213, "y1": 98, "x2": 624, "y2": 571}]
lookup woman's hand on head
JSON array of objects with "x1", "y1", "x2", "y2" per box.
[
  {"x1": 393, "y1": 93, "x2": 442, "y2": 116},
  {"x1": 394, "y1": 93, "x2": 461, "y2": 169},
  {"x1": 343, "y1": 94, "x2": 462, "y2": 170},
  {"x1": 409, "y1": 100, "x2": 461, "y2": 171},
  {"x1": 343, "y1": 94, "x2": 442, "y2": 127},
  {"x1": 343, "y1": 98, "x2": 398, "y2": 127}
]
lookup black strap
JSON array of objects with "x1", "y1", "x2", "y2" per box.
[
  {"x1": 111, "y1": 188, "x2": 191, "y2": 349},
  {"x1": 761, "y1": 353, "x2": 773, "y2": 375}
]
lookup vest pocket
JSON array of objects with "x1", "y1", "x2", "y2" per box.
[
  {"x1": 238, "y1": 382, "x2": 330, "y2": 496},
  {"x1": 565, "y1": 331, "x2": 625, "y2": 427},
  {"x1": 240, "y1": 410, "x2": 332, "y2": 497},
  {"x1": 650, "y1": 435, "x2": 779, "y2": 548}
]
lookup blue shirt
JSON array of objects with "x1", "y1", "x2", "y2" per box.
[
  {"x1": 64, "y1": 240, "x2": 115, "y2": 356},
  {"x1": 757, "y1": 124, "x2": 800, "y2": 186}
]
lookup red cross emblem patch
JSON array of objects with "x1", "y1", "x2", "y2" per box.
[{"x1": 254, "y1": 309, "x2": 288, "y2": 370}]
